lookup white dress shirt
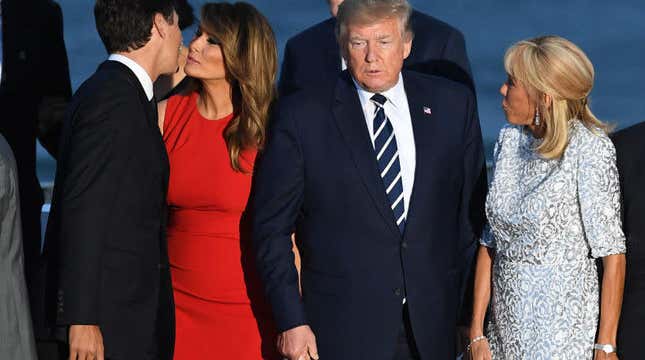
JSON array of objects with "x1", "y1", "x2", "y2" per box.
[
  {"x1": 353, "y1": 74, "x2": 416, "y2": 218},
  {"x1": 107, "y1": 54, "x2": 154, "y2": 101}
]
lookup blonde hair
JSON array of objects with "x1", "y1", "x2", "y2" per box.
[
  {"x1": 198, "y1": 2, "x2": 278, "y2": 172},
  {"x1": 504, "y1": 35, "x2": 609, "y2": 159}
]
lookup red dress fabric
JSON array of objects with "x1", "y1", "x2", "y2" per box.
[{"x1": 163, "y1": 92, "x2": 279, "y2": 359}]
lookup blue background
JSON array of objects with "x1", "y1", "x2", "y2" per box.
[{"x1": 39, "y1": 0, "x2": 645, "y2": 182}]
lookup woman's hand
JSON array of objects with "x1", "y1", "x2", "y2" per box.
[
  {"x1": 468, "y1": 338, "x2": 492, "y2": 360},
  {"x1": 593, "y1": 349, "x2": 619, "y2": 360}
]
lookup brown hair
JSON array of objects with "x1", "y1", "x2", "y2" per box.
[
  {"x1": 504, "y1": 35, "x2": 610, "y2": 159},
  {"x1": 197, "y1": 2, "x2": 278, "y2": 172}
]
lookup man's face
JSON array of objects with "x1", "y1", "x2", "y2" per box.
[
  {"x1": 328, "y1": 0, "x2": 344, "y2": 17},
  {"x1": 344, "y1": 17, "x2": 411, "y2": 93}
]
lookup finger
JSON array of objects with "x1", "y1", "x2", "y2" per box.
[
  {"x1": 68, "y1": 349, "x2": 77, "y2": 360},
  {"x1": 97, "y1": 347, "x2": 105, "y2": 360},
  {"x1": 307, "y1": 341, "x2": 319, "y2": 360}
]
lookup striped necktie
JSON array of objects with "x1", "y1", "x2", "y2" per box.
[{"x1": 371, "y1": 93, "x2": 405, "y2": 233}]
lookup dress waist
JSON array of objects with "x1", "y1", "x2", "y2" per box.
[
  {"x1": 495, "y1": 254, "x2": 594, "y2": 266},
  {"x1": 167, "y1": 207, "x2": 244, "y2": 237}
]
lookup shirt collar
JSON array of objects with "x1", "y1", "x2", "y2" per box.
[
  {"x1": 353, "y1": 73, "x2": 405, "y2": 110},
  {"x1": 107, "y1": 54, "x2": 154, "y2": 101}
]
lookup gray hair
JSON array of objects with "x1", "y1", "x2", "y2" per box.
[{"x1": 335, "y1": 0, "x2": 413, "y2": 44}]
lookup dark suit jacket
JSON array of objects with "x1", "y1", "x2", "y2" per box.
[
  {"x1": 278, "y1": 11, "x2": 474, "y2": 97},
  {"x1": 44, "y1": 61, "x2": 173, "y2": 360},
  {"x1": 0, "y1": 0, "x2": 72, "y2": 338},
  {"x1": 612, "y1": 121, "x2": 645, "y2": 360},
  {"x1": 252, "y1": 70, "x2": 487, "y2": 359}
]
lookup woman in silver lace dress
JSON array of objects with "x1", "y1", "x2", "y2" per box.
[{"x1": 468, "y1": 36, "x2": 626, "y2": 360}]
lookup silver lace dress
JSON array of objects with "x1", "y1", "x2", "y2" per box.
[{"x1": 482, "y1": 120, "x2": 626, "y2": 359}]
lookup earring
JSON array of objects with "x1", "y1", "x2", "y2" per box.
[{"x1": 534, "y1": 110, "x2": 541, "y2": 126}]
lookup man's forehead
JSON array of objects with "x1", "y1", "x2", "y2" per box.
[{"x1": 346, "y1": 18, "x2": 400, "y2": 36}]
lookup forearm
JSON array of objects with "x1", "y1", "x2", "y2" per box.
[
  {"x1": 470, "y1": 245, "x2": 494, "y2": 337},
  {"x1": 597, "y1": 254, "x2": 626, "y2": 345}
]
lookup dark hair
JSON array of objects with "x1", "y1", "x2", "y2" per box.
[
  {"x1": 94, "y1": 0, "x2": 177, "y2": 53},
  {"x1": 175, "y1": 0, "x2": 196, "y2": 30}
]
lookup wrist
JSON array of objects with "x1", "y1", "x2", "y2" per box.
[
  {"x1": 468, "y1": 326, "x2": 484, "y2": 339},
  {"x1": 596, "y1": 335, "x2": 617, "y2": 345},
  {"x1": 593, "y1": 343, "x2": 617, "y2": 354}
]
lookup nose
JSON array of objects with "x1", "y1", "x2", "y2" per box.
[
  {"x1": 365, "y1": 42, "x2": 377, "y2": 63},
  {"x1": 189, "y1": 34, "x2": 205, "y2": 54},
  {"x1": 500, "y1": 83, "x2": 508, "y2": 96}
]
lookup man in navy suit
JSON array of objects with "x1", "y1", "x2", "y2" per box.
[
  {"x1": 252, "y1": 0, "x2": 487, "y2": 359},
  {"x1": 278, "y1": 0, "x2": 474, "y2": 97}
]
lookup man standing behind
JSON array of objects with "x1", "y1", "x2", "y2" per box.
[
  {"x1": 252, "y1": 0, "x2": 487, "y2": 359},
  {"x1": 0, "y1": 3, "x2": 71, "y2": 350},
  {"x1": 613, "y1": 121, "x2": 645, "y2": 359},
  {"x1": 279, "y1": 0, "x2": 474, "y2": 96},
  {"x1": 44, "y1": 1, "x2": 182, "y2": 359}
]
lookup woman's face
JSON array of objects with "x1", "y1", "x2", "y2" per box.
[
  {"x1": 184, "y1": 27, "x2": 227, "y2": 81},
  {"x1": 500, "y1": 75, "x2": 535, "y2": 126}
]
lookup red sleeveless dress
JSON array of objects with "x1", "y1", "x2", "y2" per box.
[{"x1": 163, "y1": 92, "x2": 279, "y2": 359}]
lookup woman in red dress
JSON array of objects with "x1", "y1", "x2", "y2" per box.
[{"x1": 157, "y1": 3, "x2": 279, "y2": 359}]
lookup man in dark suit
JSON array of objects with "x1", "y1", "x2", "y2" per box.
[
  {"x1": 612, "y1": 121, "x2": 645, "y2": 360},
  {"x1": 44, "y1": 0, "x2": 182, "y2": 359},
  {"x1": 278, "y1": 0, "x2": 474, "y2": 97},
  {"x1": 0, "y1": 1, "x2": 71, "y2": 343},
  {"x1": 252, "y1": 0, "x2": 487, "y2": 359}
]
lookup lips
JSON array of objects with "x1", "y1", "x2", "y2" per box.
[{"x1": 186, "y1": 55, "x2": 200, "y2": 65}]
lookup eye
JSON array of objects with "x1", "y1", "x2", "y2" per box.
[
  {"x1": 207, "y1": 36, "x2": 221, "y2": 46},
  {"x1": 350, "y1": 40, "x2": 366, "y2": 48},
  {"x1": 506, "y1": 75, "x2": 515, "y2": 87}
]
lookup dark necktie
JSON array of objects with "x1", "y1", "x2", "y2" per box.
[{"x1": 371, "y1": 93, "x2": 405, "y2": 233}]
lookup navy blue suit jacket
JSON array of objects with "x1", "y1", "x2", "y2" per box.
[
  {"x1": 279, "y1": 11, "x2": 474, "y2": 97},
  {"x1": 252, "y1": 71, "x2": 487, "y2": 359}
]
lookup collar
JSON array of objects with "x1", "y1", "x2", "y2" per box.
[
  {"x1": 107, "y1": 54, "x2": 154, "y2": 101},
  {"x1": 353, "y1": 73, "x2": 405, "y2": 110}
]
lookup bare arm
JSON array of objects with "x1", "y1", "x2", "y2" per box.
[
  {"x1": 468, "y1": 245, "x2": 494, "y2": 359},
  {"x1": 595, "y1": 254, "x2": 626, "y2": 358}
]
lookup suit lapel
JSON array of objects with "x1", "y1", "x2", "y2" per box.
[
  {"x1": 402, "y1": 72, "x2": 438, "y2": 238},
  {"x1": 332, "y1": 72, "x2": 400, "y2": 238}
]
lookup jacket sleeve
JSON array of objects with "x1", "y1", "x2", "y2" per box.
[
  {"x1": 55, "y1": 95, "x2": 139, "y2": 325},
  {"x1": 457, "y1": 90, "x2": 487, "y2": 325},
  {"x1": 251, "y1": 98, "x2": 307, "y2": 332}
]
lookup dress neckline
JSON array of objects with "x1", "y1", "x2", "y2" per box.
[{"x1": 191, "y1": 92, "x2": 235, "y2": 123}]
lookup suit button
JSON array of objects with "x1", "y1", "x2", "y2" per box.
[
  {"x1": 401, "y1": 241, "x2": 408, "y2": 249},
  {"x1": 394, "y1": 288, "x2": 401, "y2": 297}
]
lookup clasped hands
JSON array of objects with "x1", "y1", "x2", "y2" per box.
[{"x1": 278, "y1": 325, "x2": 319, "y2": 360}]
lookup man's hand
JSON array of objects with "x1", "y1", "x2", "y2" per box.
[
  {"x1": 69, "y1": 325, "x2": 104, "y2": 360},
  {"x1": 277, "y1": 325, "x2": 319, "y2": 360}
]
